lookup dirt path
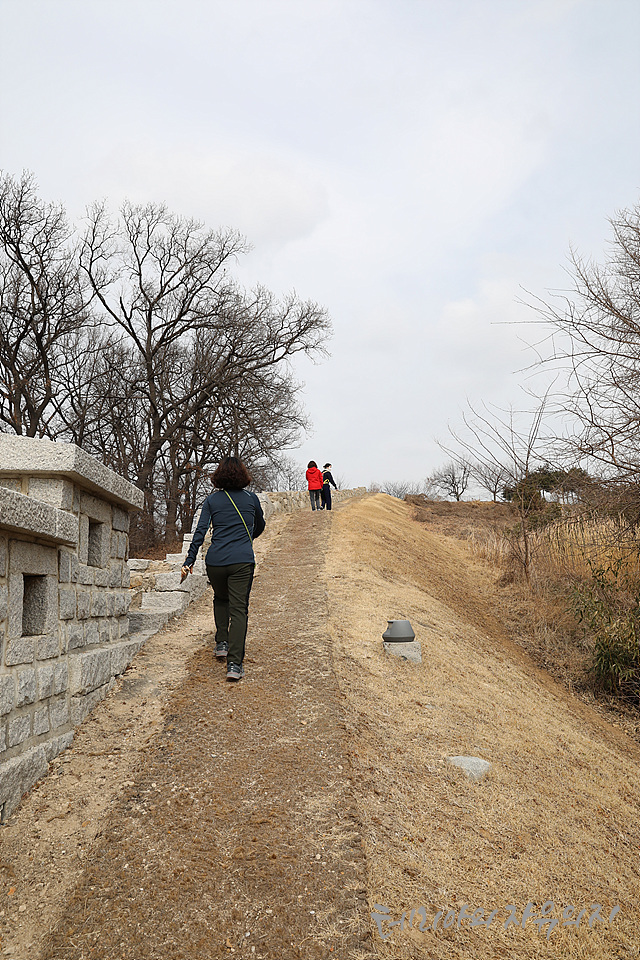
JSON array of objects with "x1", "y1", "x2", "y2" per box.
[{"x1": 0, "y1": 508, "x2": 372, "y2": 960}]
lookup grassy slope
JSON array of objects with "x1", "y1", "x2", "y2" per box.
[{"x1": 325, "y1": 494, "x2": 640, "y2": 959}]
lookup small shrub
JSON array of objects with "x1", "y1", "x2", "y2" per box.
[{"x1": 572, "y1": 558, "x2": 640, "y2": 700}]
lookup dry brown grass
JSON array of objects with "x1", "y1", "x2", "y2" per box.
[{"x1": 325, "y1": 494, "x2": 640, "y2": 959}]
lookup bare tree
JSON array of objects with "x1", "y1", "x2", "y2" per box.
[
  {"x1": 445, "y1": 397, "x2": 551, "y2": 580},
  {"x1": 536, "y1": 202, "x2": 640, "y2": 485},
  {"x1": 257, "y1": 456, "x2": 306, "y2": 492},
  {"x1": 469, "y1": 459, "x2": 509, "y2": 502},
  {"x1": 382, "y1": 480, "x2": 412, "y2": 499},
  {"x1": 80, "y1": 201, "x2": 331, "y2": 545},
  {"x1": 428, "y1": 460, "x2": 471, "y2": 501},
  {"x1": 0, "y1": 171, "x2": 90, "y2": 437}
]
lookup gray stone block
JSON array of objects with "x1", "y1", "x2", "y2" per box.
[
  {"x1": 53, "y1": 661, "x2": 68, "y2": 694},
  {"x1": 0, "y1": 582, "x2": 7, "y2": 620},
  {"x1": 0, "y1": 478, "x2": 21, "y2": 493},
  {"x1": 165, "y1": 552, "x2": 186, "y2": 563},
  {"x1": 68, "y1": 648, "x2": 111, "y2": 695},
  {"x1": 94, "y1": 567, "x2": 109, "y2": 587},
  {"x1": 59, "y1": 587, "x2": 76, "y2": 620},
  {"x1": 58, "y1": 549, "x2": 78, "y2": 584},
  {"x1": 447, "y1": 756, "x2": 492, "y2": 781},
  {"x1": 16, "y1": 667, "x2": 37, "y2": 706},
  {"x1": 0, "y1": 675, "x2": 15, "y2": 715},
  {"x1": 37, "y1": 662, "x2": 55, "y2": 699},
  {"x1": 154, "y1": 571, "x2": 188, "y2": 592},
  {"x1": 0, "y1": 437, "x2": 144, "y2": 510},
  {"x1": 98, "y1": 619, "x2": 111, "y2": 643},
  {"x1": 5, "y1": 635, "x2": 35, "y2": 666},
  {"x1": 80, "y1": 491, "x2": 111, "y2": 524},
  {"x1": 27, "y1": 477, "x2": 74, "y2": 511},
  {"x1": 69, "y1": 680, "x2": 113, "y2": 725},
  {"x1": 8, "y1": 534, "x2": 58, "y2": 595},
  {"x1": 121, "y1": 565, "x2": 130, "y2": 588},
  {"x1": 66, "y1": 621, "x2": 84, "y2": 650},
  {"x1": 127, "y1": 558, "x2": 150, "y2": 571},
  {"x1": 77, "y1": 563, "x2": 94, "y2": 585},
  {"x1": 43, "y1": 730, "x2": 73, "y2": 762},
  {"x1": 77, "y1": 515, "x2": 89, "y2": 564},
  {"x1": 118, "y1": 616, "x2": 129, "y2": 637},
  {"x1": 33, "y1": 705, "x2": 49, "y2": 736},
  {"x1": 84, "y1": 619, "x2": 99, "y2": 646},
  {"x1": 0, "y1": 487, "x2": 77, "y2": 547},
  {"x1": 56, "y1": 511, "x2": 79, "y2": 545},
  {"x1": 383, "y1": 640, "x2": 422, "y2": 664},
  {"x1": 0, "y1": 744, "x2": 48, "y2": 818},
  {"x1": 0, "y1": 719, "x2": 6, "y2": 754},
  {"x1": 141, "y1": 591, "x2": 188, "y2": 614},
  {"x1": 189, "y1": 576, "x2": 209, "y2": 600},
  {"x1": 108, "y1": 561, "x2": 122, "y2": 588},
  {"x1": 113, "y1": 532, "x2": 126, "y2": 560},
  {"x1": 49, "y1": 696, "x2": 69, "y2": 729},
  {"x1": 0, "y1": 534, "x2": 6, "y2": 576},
  {"x1": 112, "y1": 506, "x2": 130, "y2": 532},
  {"x1": 90, "y1": 593, "x2": 107, "y2": 618},
  {"x1": 76, "y1": 590, "x2": 91, "y2": 620},
  {"x1": 110, "y1": 638, "x2": 145, "y2": 676},
  {"x1": 111, "y1": 593, "x2": 126, "y2": 616},
  {"x1": 35, "y1": 633, "x2": 60, "y2": 660},
  {"x1": 8, "y1": 714, "x2": 31, "y2": 747},
  {"x1": 128, "y1": 609, "x2": 168, "y2": 635}
]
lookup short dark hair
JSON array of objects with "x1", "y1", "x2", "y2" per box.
[
  {"x1": 307, "y1": 460, "x2": 317, "y2": 469},
  {"x1": 212, "y1": 456, "x2": 252, "y2": 490}
]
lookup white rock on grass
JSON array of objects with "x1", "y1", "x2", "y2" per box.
[
  {"x1": 383, "y1": 641, "x2": 422, "y2": 664},
  {"x1": 447, "y1": 756, "x2": 492, "y2": 781}
]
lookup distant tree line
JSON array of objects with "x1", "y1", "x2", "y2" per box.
[{"x1": 0, "y1": 171, "x2": 331, "y2": 549}]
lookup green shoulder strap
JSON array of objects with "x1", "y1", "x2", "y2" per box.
[{"x1": 224, "y1": 490, "x2": 253, "y2": 543}]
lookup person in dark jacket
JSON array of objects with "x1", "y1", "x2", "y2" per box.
[
  {"x1": 306, "y1": 460, "x2": 324, "y2": 511},
  {"x1": 320, "y1": 463, "x2": 338, "y2": 510},
  {"x1": 182, "y1": 456, "x2": 265, "y2": 682}
]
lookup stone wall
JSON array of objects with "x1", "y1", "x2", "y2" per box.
[{"x1": 0, "y1": 438, "x2": 143, "y2": 819}]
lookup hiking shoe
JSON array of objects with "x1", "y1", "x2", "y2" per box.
[
  {"x1": 226, "y1": 663, "x2": 244, "y2": 681},
  {"x1": 215, "y1": 641, "x2": 228, "y2": 659}
]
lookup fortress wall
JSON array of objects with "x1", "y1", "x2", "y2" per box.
[{"x1": 0, "y1": 438, "x2": 143, "y2": 819}]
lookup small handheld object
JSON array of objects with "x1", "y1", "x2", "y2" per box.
[{"x1": 180, "y1": 565, "x2": 191, "y2": 583}]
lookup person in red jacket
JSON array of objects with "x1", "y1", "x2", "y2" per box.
[{"x1": 306, "y1": 460, "x2": 324, "y2": 511}]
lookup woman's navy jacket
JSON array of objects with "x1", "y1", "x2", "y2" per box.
[{"x1": 184, "y1": 489, "x2": 266, "y2": 567}]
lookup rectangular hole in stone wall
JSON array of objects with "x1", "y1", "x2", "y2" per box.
[
  {"x1": 22, "y1": 575, "x2": 47, "y2": 636},
  {"x1": 88, "y1": 521, "x2": 103, "y2": 567}
]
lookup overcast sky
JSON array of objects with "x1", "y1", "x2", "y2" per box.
[{"x1": 1, "y1": 0, "x2": 639, "y2": 487}]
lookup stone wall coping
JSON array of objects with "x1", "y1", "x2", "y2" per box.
[
  {"x1": 0, "y1": 437, "x2": 143, "y2": 510},
  {"x1": 0, "y1": 485, "x2": 78, "y2": 545}
]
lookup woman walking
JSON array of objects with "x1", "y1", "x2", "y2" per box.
[
  {"x1": 182, "y1": 456, "x2": 265, "y2": 681},
  {"x1": 321, "y1": 463, "x2": 338, "y2": 510},
  {"x1": 305, "y1": 460, "x2": 324, "y2": 511}
]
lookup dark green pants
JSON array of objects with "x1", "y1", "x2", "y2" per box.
[{"x1": 206, "y1": 563, "x2": 255, "y2": 667}]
